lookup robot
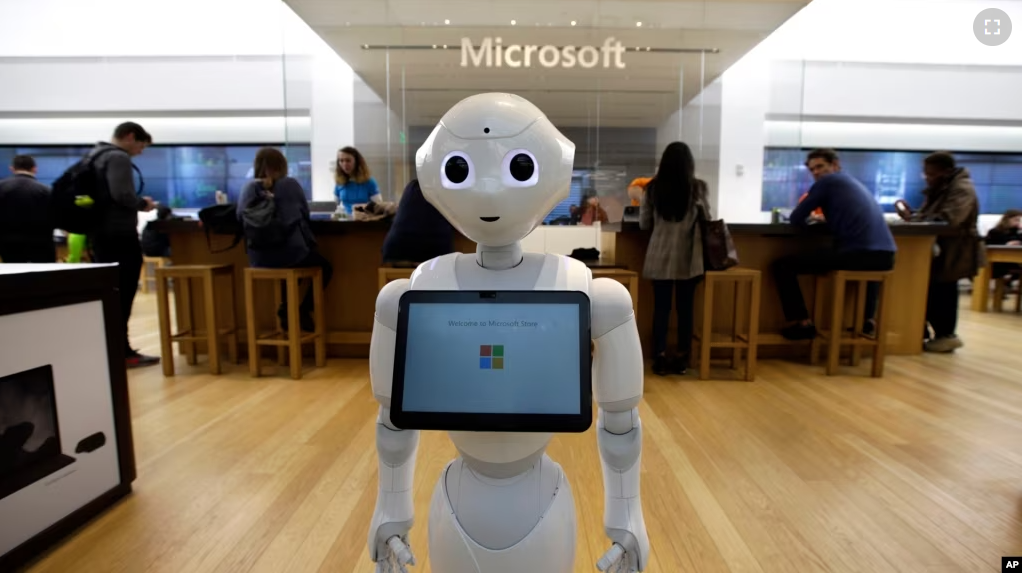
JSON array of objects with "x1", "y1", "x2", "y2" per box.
[{"x1": 367, "y1": 93, "x2": 650, "y2": 573}]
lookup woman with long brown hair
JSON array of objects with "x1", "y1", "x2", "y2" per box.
[
  {"x1": 238, "y1": 147, "x2": 333, "y2": 331},
  {"x1": 334, "y1": 146, "x2": 380, "y2": 216}
]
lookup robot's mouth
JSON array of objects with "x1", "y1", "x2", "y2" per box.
[{"x1": 479, "y1": 217, "x2": 500, "y2": 222}]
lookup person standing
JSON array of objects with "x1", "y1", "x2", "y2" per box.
[
  {"x1": 773, "y1": 149, "x2": 896, "y2": 340},
  {"x1": 0, "y1": 155, "x2": 56, "y2": 263},
  {"x1": 87, "y1": 122, "x2": 159, "y2": 368},
  {"x1": 640, "y1": 142, "x2": 708, "y2": 376},
  {"x1": 334, "y1": 146, "x2": 380, "y2": 217},
  {"x1": 902, "y1": 152, "x2": 981, "y2": 352}
]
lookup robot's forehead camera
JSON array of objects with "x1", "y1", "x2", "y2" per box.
[{"x1": 439, "y1": 94, "x2": 545, "y2": 140}]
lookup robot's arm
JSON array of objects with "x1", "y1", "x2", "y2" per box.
[
  {"x1": 368, "y1": 279, "x2": 420, "y2": 572},
  {"x1": 591, "y1": 277, "x2": 650, "y2": 573}
]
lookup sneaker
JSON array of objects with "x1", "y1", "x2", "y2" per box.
[
  {"x1": 126, "y1": 350, "x2": 160, "y2": 369},
  {"x1": 924, "y1": 335, "x2": 963, "y2": 353},
  {"x1": 781, "y1": 322, "x2": 817, "y2": 341}
]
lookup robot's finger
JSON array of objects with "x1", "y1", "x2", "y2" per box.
[
  {"x1": 596, "y1": 543, "x2": 626, "y2": 572},
  {"x1": 386, "y1": 535, "x2": 414, "y2": 565}
]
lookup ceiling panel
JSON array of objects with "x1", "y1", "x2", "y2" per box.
[{"x1": 285, "y1": 0, "x2": 810, "y2": 127}]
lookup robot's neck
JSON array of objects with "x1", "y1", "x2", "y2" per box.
[{"x1": 476, "y1": 242, "x2": 523, "y2": 270}]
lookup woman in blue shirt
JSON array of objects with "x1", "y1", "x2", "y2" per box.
[{"x1": 334, "y1": 146, "x2": 380, "y2": 215}]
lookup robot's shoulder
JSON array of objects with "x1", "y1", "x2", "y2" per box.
[
  {"x1": 590, "y1": 276, "x2": 635, "y2": 338},
  {"x1": 375, "y1": 277, "x2": 410, "y2": 329},
  {"x1": 408, "y1": 254, "x2": 461, "y2": 290},
  {"x1": 536, "y1": 253, "x2": 592, "y2": 293}
]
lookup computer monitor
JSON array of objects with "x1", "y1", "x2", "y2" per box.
[
  {"x1": 0, "y1": 365, "x2": 76, "y2": 501},
  {"x1": 390, "y1": 290, "x2": 592, "y2": 433}
]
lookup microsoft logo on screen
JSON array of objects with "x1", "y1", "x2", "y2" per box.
[{"x1": 480, "y1": 345, "x2": 504, "y2": 370}]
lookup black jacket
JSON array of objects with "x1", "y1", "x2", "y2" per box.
[
  {"x1": 0, "y1": 173, "x2": 53, "y2": 246},
  {"x1": 382, "y1": 179, "x2": 454, "y2": 264}
]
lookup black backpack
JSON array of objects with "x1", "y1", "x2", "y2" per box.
[
  {"x1": 197, "y1": 203, "x2": 243, "y2": 253},
  {"x1": 241, "y1": 189, "x2": 291, "y2": 250},
  {"x1": 50, "y1": 147, "x2": 119, "y2": 234}
]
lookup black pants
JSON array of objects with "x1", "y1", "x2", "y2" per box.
[
  {"x1": 0, "y1": 241, "x2": 56, "y2": 263},
  {"x1": 90, "y1": 233, "x2": 143, "y2": 354},
  {"x1": 925, "y1": 281, "x2": 960, "y2": 338},
  {"x1": 279, "y1": 250, "x2": 334, "y2": 318},
  {"x1": 773, "y1": 249, "x2": 895, "y2": 323},
  {"x1": 652, "y1": 277, "x2": 703, "y2": 359}
]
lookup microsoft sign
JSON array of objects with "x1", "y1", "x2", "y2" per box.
[{"x1": 460, "y1": 37, "x2": 627, "y2": 69}]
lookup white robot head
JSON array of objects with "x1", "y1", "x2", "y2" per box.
[{"x1": 415, "y1": 93, "x2": 576, "y2": 247}]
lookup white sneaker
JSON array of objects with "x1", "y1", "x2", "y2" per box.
[{"x1": 924, "y1": 335, "x2": 963, "y2": 353}]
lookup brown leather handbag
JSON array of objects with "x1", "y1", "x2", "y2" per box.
[{"x1": 697, "y1": 203, "x2": 739, "y2": 271}]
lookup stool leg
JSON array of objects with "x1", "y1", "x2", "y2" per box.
[
  {"x1": 139, "y1": 261, "x2": 149, "y2": 294},
  {"x1": 700, "y1": 278, "x2": 714, "y2": 380},
  {"x1": 731, "y1": 281, "x2": 742, "y2": 370},
  {"x1": 180, "y1": 278, "x2": 198, "y2": 365},
  {"x1": 274, "y1": 280, "x2": 286, "y2": 367},
  {"x1": 287, "y1": 273, "x2": 303, "y2": 380},
  {"x1": 227, "y1": 272, "x2": 239, "y2": 364},
  {"x1": 811, "y1": 275, "x2": 826, "y2": 366},
  {"x1": 203, "y1": 270, "x2": 221, "y2": 376},
  {"x1": 993, "y1": 279, "x2": 1006, "y2": 313},
  {"x1": 314, "y1": 270, "x2": 326, "y2": 368},
  {"x1": 156, "y1": 273, "x2": 175, "y2": 377},
  {"x1": 245, "y1": 272, "x2": 260, "y2": 377},
  {"x1": 851, "y1": 281, "x2": 867, "y2": 367},
  {"x1": 746, "y1": 274, "x2": 761, "y2": 382},
  {"x1": 872, "y1": 278, "x2": 893, "y2": 378},
  {"x1": 827, "y1": 277, "x2": 845, "y2": 376}
]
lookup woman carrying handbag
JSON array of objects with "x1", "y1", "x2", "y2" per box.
[{"x1": 640, "y1": 142, "x2": 711, "y2": 376}]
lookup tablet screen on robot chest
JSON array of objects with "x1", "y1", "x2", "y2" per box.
[{"x1": 391, "y1": 290, "x2": 592, "y2": 433}]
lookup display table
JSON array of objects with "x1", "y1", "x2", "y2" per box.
[
  {"x1": 0, "y1": 264, "x2": 136, "y2": 572},
  {"x1": 970, "y1": 245, "x2": 1022, "y2": 312},
  {"x1": 157, "y1": 219, "x2": 950, "y2": 358}
]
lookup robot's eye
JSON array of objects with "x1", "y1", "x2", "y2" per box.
[
  {"x1": 441, "y1": 152, "x2": 475, "y2": 189},
  {"x1": 501, "y1": 149, "x2": 539, "y2": 188}
]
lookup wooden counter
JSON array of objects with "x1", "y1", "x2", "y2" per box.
[
  {"x1": 610, "y1": 221, "x2": 949, "y2": 357},
  {"x1": 160, "y1": 219, "x2": 949, "y2": 359}
]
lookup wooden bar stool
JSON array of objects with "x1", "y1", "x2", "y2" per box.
[
  {"x1": 244, "y1": 267, "x2": 326, "y2": 380},
  {"x1": 155, "y1": 264, "x2": 238, "y2": 376},
  {"x1": 140, "y1": 256, "x2": 170, "y2": 294},
  {"x1": 694, "y1": 268, "x2": 761, "y2": 381},
  {"x1": 811, "y1": 270, "x2": 894, "y2": 377}
]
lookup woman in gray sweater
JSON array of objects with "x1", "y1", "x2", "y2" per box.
[{"x1": 640, "y1": 142, "x2": 708, "y2": 376}]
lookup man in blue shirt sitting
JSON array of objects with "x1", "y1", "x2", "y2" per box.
[{"x1": 774, "y1": 149, "x2": 897, "y2": 340}]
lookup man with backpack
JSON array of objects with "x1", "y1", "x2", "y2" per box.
[{"x1": 86, "y1": 122, "x2": 159, "y2": 368}]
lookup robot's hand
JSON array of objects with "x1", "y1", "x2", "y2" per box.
[
  {"x1": 374, "y1": 535, "x2": 415, "y2": 573},
  {"x1": 597, "y1": 542, "x2": 639, "y2": 573}
]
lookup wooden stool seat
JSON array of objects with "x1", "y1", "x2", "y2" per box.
[
  {"x1": 140, "y1": 256, "x2": 171, "y2": 293},
  {"x1": 811, "y1": 269, "x2": 894, "y2": 377},
  {"x1": 155, "y1": 263, "x2": 238, "y2": 376},
  {"x1": 694, "y1": 268, "x2": 761, "y2": 381},
  {"x1": 244, "y1": 267, "x2": 326, "y2": 380}
]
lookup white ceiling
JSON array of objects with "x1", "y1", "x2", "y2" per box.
[{"x1": 284, "y1": 0, "x2": 810, "y2": 127}]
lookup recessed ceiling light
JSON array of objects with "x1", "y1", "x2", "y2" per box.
[
  {"x1": 645, "y1": 47, "x2": 651, "y2": 51},
  {"x1": 636, "y1": 21, "x2": 643, "y2": 27},
  {"x1": 345, "y1": 21, "x2": 350, "y2": 26},
  {"x1": 570, "y1": 20, "x2": 577, "y2": 26},
  {"x1": 432, "y1": 44, "x2": 437, "y2": 48},
  {"x1": 444, "y1": 19, "x2": 450, "y2": 24},
  {"x1": 511, "y1": 19, "x2": 516, "y2": 25},
  {"x1": 443, "y1": 44, "x2": 448, "y2": 49}
]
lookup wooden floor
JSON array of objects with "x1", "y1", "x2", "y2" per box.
[{"x1": 25, "y1": 293, "x2": 1022, "y2": 573}]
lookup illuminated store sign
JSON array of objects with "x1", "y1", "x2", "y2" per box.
[{"x1": 461, "y1": 37, "x2": 626, "y2": 69}]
